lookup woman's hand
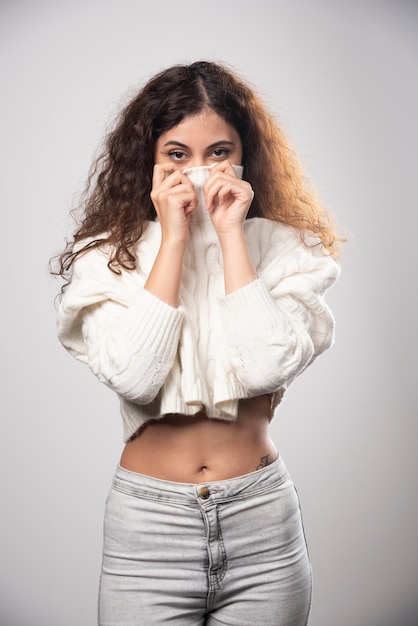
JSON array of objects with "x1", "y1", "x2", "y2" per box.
[
  {"x1": 145, "y1": 164, "x2": 197, "y2": 306},
  {"x1": 204, "y1": 162, "x2": 254, "y2": 240},
  {"x1": 204, "y1": 162, "x2": 258, "y2": 294},
  {"x1": 151, "y1": 164, "x2": 198, "y2": 246}
]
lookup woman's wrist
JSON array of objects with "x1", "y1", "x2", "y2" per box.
[
  {"x1": 144, "y1": 240, "x2": 185, "y2": 307},
  {"x1": 160, "y1": 235, "x2": 188, "y2": 252},
  {"x1": 219, "y1": 230, "x2": 258, "y2": 294}
]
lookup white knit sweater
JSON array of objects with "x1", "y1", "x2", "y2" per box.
[{"x1": 58, "y1": 166, "x2": 340, "y2": 441}]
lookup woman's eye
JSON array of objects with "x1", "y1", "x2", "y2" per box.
[
  {"x1": 168, "y1": 151, "x2": 187, "y2": 161},
  {"x1": 212, "y1": 148, "x2": 230, "y2": 158}
]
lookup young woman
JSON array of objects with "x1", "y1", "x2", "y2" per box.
[{"x1": 53, "y1": 61, "x2": 341, "y2": 625}]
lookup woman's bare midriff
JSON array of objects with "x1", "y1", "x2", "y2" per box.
[{"x1": 119, "y1": 394, "x2": 278, "y2": 483}]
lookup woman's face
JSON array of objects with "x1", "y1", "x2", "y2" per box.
[{"x1": 154, "y1": 108, "x2": 243, "y2": 170}]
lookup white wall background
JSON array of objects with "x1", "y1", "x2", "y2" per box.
[{"x1": 1, "y1": 1, "x2": 417, "y2": 625}]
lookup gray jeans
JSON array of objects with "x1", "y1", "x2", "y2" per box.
[{"x1": 98, "y1": 456, "x2": 312, "y2": 625}]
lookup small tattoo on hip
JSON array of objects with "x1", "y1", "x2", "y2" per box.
[{"x1": 257, "y1": 454, "x2": 273, "y2": 470}]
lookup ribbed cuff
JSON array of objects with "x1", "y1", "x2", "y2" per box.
[
  {"x1": 219, "y1": 278, "x2": 285, "y2": 338},
  {"x1": 116, "y1": 287, "x2": 184, "y2": 355}
]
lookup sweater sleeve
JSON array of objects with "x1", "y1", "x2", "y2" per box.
[
  {"x1": 218, "y1": 225, "x2": 340, "y2": 396},
  {"x1": 57, "y1": 245, "x2": 184, "y2": 404}
]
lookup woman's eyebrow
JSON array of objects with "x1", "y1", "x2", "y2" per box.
[
  {"x1": 162, "y1": 140, "x2": 189, "y2": 148},
  {"x1": 162, "y1": 140, "x2": 235, "y2": 149},
  {"x1": 207, "y1": 140, "x2": 235, "y2": 149}
]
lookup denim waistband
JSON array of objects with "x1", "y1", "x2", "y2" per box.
[{"x1": 111, "y1": 455, "x2": 290, "y2": 505}]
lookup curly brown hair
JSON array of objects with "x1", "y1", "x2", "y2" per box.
[{"x1": 51, "y1": 61, "x2": 342, "y2": 288}]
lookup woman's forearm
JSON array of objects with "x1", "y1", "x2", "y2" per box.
[
  {"x1": 144, "y1": 240, "x2": 186, "y2": 307},
  {"x1": 219, "y1": 230, "x2": 258, "y2": 294}
]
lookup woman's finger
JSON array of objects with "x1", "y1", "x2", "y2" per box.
[
  {"x1": 204, "y1": 175, "x2": 252, "y2": 211},
  {"x1": 152, "y1": 164, "x2": 192, "y2": 190}
]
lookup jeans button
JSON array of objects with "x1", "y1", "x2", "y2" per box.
[{"x1": 198, "y1": 486, "x2": 210, "y2": 499}]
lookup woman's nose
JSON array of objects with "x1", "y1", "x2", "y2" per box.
[{"x1": 188, "y1": 156, "x2": 210, "y2": 168}]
